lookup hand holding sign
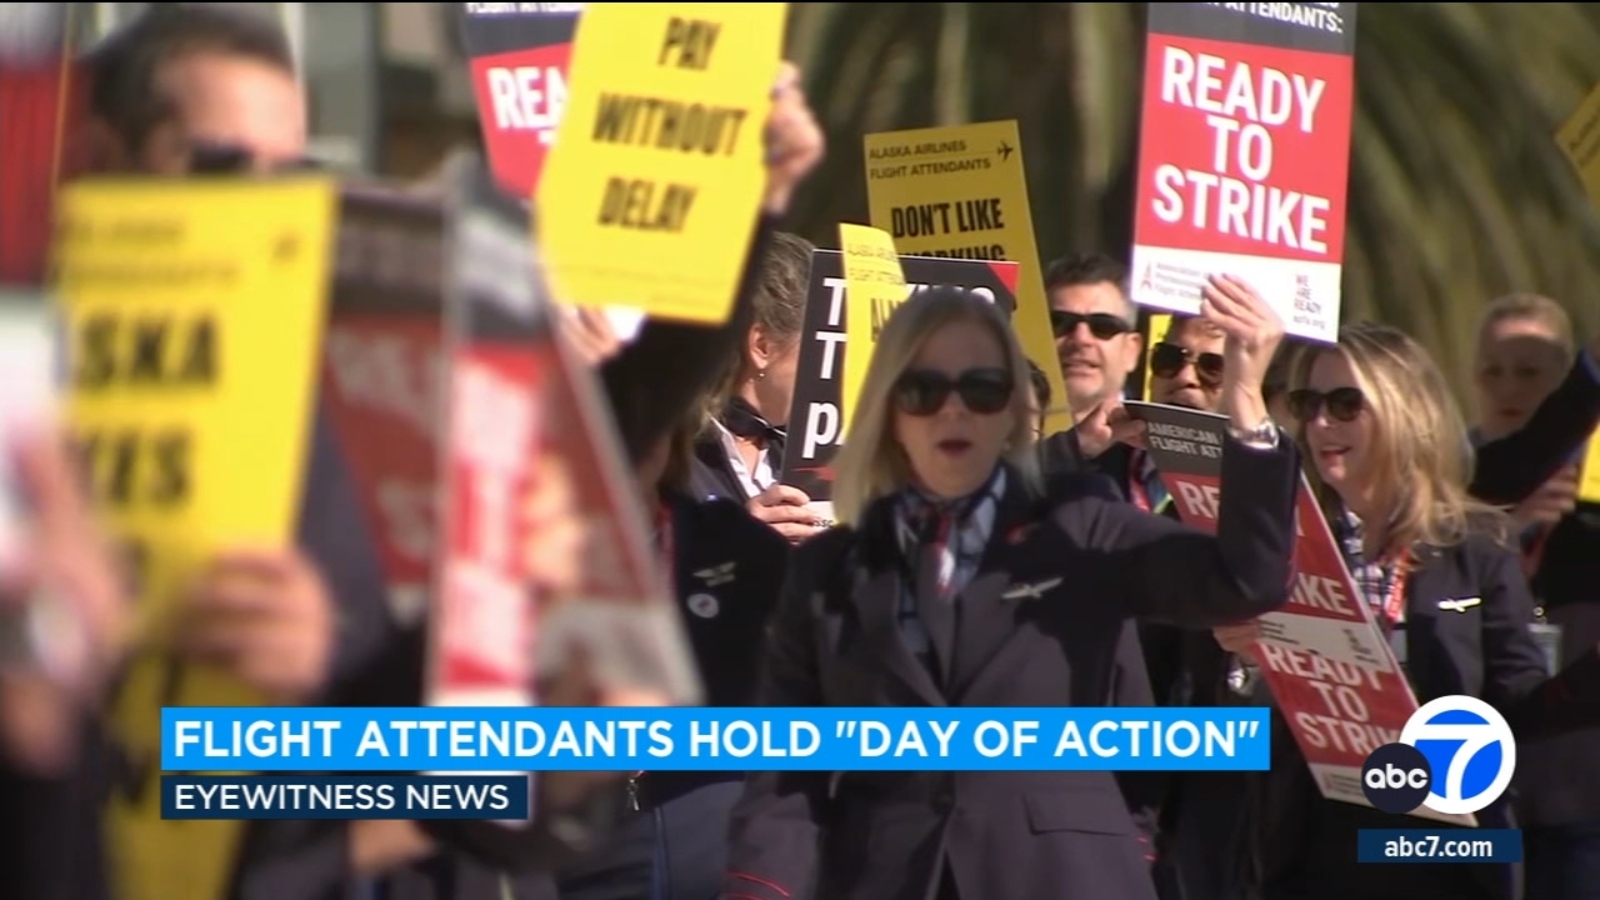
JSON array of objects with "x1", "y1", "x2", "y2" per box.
[
  {"x1": 1202, "y1": 274, "x2": 1284, "y2": 432},
  {"x1": 1511, "y1": 464, "x2": 1579, "y2": 530},
  {"x1": 762, "y1": 61, "x2": 824, "y2": 215},
  {"x1": 1074, "y1": 398, "x2": 1147, "y2": 461},
  {"x1": 747, "y1": 483, "x2": 824, "y2": 544},
  {"x1": 175, "y1": 547, "x2": 336, "y2": 705},
  {"x1": 1213, "y1": 619, "x2": 1262, "y2": 664}
]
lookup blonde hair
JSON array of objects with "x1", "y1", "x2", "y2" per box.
[
  {"x1": 832, "y1": 288, "x2": 1041, "y2": 526},
  {"x1": 1477, "y1": 293, "x2": 1576, "y2": 362},
  {"x1": 1290, "y1": 322, "x2": 1506, "y2": 558}
]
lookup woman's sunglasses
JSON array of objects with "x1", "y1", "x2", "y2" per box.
[
  {"x1": 1287, "y1": 387, "x2": 1365, "y2": 423},
  {"x1": 894, "y1": 367, "x2": 1014, "y2": 417},
  {"x1": 1049, "y1": 311, "x2": 1132, "y2": 341},
  {"x1": 1150, "y1": 342, "x2": 1224, "y2": 385}
]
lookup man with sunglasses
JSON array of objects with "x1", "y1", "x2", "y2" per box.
[{"x1": 1041, "y1": 252, "x2": 1143, "y2": 420}]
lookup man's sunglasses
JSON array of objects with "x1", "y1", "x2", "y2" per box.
[
  {"x1": 894, "y1": 367, "x2": 1014, "y2": 417},
  {"x1": 1150, "y1": 342, "x2": 1224, "y2": 385},
  {"x1": 1287, "y1": 387, "x2": 1365, "y2": 423},
  {"x1": 1050, "y1": 311, "x2": 1132, "y2": 341},
  {"x1": 189, "y1": 141, "x2": 321, "y2": 175}
]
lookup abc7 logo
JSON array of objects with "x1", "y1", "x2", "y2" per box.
[{"x1": 1361, "y1": 695, "x2": 1517, "y2": 816}]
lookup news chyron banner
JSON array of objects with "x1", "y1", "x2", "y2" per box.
[
  {"x1": 864, "y1": 120, "x2": 1067, "y2": 434},
  {"x1": 457, "y1": 2, "x2": 583, "y2": 201},
  {"x1": 1126, "y1": 402, "x2": 1472, "y2": 827},
  {"x1": 1129, "y1": 3, "x2": 1356, "y2": 343},
  {"x1": 55, "y1": 177, "x2": 337, "y2": 900},
  {"x1": 537, "y1": 2, "x2": 784, "y2": 324},
  {"x1": 441, "y1": 157, "x2": 703, "y2": 716},
  {"x1": 320, "y1": 188, "x2": 448, "y2": 634},
  {"x1": 781, "y1": 251, "x2": 1020, "y2": 519}
]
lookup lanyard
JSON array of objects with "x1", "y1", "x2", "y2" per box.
[
  {"x1": 1126, "y1": 454, "x2": 1173, "y2": 516},
  {"x1": 1375, "y1": 557, "x2": 1410, "y2": 632},
  {"x1": 1522, "y1": 524, "x2": 1554, "y2": 581},
  {"x1": 653, "y1": 502, "x2": 676, "y2": 587},
  {"x1": 633, "y1": 506, "x2": 677, "y2": 787}
]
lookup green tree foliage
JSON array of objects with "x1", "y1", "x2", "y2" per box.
[{"x1": 785, "y1": 2, "x2": 1600, "y2": 412}]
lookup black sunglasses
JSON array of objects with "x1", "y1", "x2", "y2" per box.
[
  {"x1": 894, "y1": 367, "x2": 1015, "y2": 417},
  {"x1": 1050, "y1": 311, "x2": 1132, "y2": 341},
  {"x1": 1150, "y1": 342, "x2": 1224, "y2": 385},
  {"x1": 189, "y1": 141, "x2": 322, "y2": 175},
  {"x1": 1287, "y1": 387, "x2": 1365, "y2": 423}
]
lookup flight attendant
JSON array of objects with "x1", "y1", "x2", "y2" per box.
[
  {"x1": 553, "y1": 414, "x2": 789, "y2": 900},
  {"x1": 721, "y1": 279, "x2": 1300, "y2": 900},
  {"x1": 1206, "y1": 322, "x2": 1600, "y2": 900}
]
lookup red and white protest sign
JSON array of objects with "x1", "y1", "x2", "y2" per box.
[
  {"x1": 1128, "y1": 3, "x2": 1356, "y2": 342},
  {"x1": 321, "y1": 191, "x2": 448, "y2": 633},
  {"x1": 1128, "y1": 401, "x2": 1471, "y2": 825},
  {"x1": 457, "y1": 3, "x2": 583, "y2": 201}
]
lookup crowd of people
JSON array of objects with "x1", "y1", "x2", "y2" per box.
[{"x1": 5, "y1": 6, "x2": 1600, "y2": 900}]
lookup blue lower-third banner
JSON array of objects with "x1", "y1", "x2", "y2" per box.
[
  {"x1": 1356, "y1": 829, "x2": 1523, "y2": 864},
  {"x1": 162, "y1": 775, "x2": 531, "y2": 820},
  {"x1": 161, "y1": 706, "x2": 1272, "y2": 772}
]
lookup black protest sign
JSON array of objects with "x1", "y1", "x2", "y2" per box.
[{"x1": 780, "y1": 250, "x2": 1021, "y2": 501}]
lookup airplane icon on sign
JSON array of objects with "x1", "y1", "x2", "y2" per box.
[{"x1": 996, "y1": 141, "x2": 1014, "y2": 161}]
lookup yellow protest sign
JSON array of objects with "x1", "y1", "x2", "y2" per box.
[
  {"x1": 840, "y1": 223, "x2": 907, "y2": 432},
  {"x1": 1578, "y1": 434, "x2": 1600, "y2": 505},
  {"x1": 1142, "y1": 313, "x2": 1173, "y2": 402},
  {"x1": 538, "y1": 3, "x2": 785, "y2": 324},
  {"x1": 863, "y1": 120, "x2": 1067, "y2": 433},
  {"x1": 55, "y1": 177, "x2": 336, "y2": 900},
  {"x1": 1557, "y1": 82, "x2": 1600, "y2": 205}
]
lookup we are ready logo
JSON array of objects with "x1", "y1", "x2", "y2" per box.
[{"x1": 1360, "y1": 695, "x2": 1517, "y2": 816}]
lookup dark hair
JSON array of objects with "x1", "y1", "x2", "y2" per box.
[
  {"x1": 704, "y1": 231, "x2": 814, "y2": 416},
  {"x1": 88, "y1": 4, "x2": 295, "y2": 150},
  {"x1": 1027, "y1": 359, "x2": 1051, "y2": 410},
  {"x1": 752, "y1": 232, "x2": 813, "y2": 348},
  {"x1": 1043, "y1": 251, "x2": 1129, "y2": 297},
  {"x1": 1042, "y1": 251, "x2": 1133, "y2": 324}
]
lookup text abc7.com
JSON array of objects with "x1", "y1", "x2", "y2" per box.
[{"x1": 1360, "y1": 694, "x2": 1517, "y2": 819}]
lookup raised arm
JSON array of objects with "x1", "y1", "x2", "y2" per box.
[
  {"x1": 1081, "y1": 433, "x2": 1299, "y2": 628},
  {"x1": 1472, "y1": 344, "x2": 1600, "y2": 506},
  {"x1": 718, "y1": 531, "x2": 840, "y2": 900}
]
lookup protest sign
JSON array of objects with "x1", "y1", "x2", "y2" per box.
[
  {"x1": 1555, "y1": 87, "x2": 1600, "y2": 505},
  {"x1": 442, "y1": 157, "x2": 702, "y2": 713},
  {"x1": 1578, "y1": 437, "x2": 1600, "y2": 505},
  {"x1": 0, "y1": 3, "x2": 90, "y2": 286},
  {"x1": 57, "y1": 177, "x2": 337, "y2": 900},
  {"x1": 864, "y1": 120, "x2": 1067, "y2": 433},
  {"x1": 321, "y1": 188, "x2": 447, "y2": 633},
  {"x1": 1127, "y1": 401, "x2": 1470, "y2": 826},
  {"x1": 839, "y1": 223, "x2": 907, "y2": 432},
  {"x1": 537, "y1": 3, "x2": 784, "y2": 324},
  {"x1": 456, "y1": 2, "x2": 583, "y2": 201},
  {"x1": 1556, "y1": 79, "x2": 1600, "y2": 207},
  {"x1": 781, "y1": 250, "x2": 1020, "y2": 516},
  {"x1": 1129, "y1": 3, "x2": 1356, "y2": 343}
]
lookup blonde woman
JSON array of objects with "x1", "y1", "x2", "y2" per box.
[
  {"x1": 1213, "y1": 322, "x2": 1600, "y2": 900},
  {"x1": 721, "y1": 281, "x2": 1298, "y2": 900}
]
